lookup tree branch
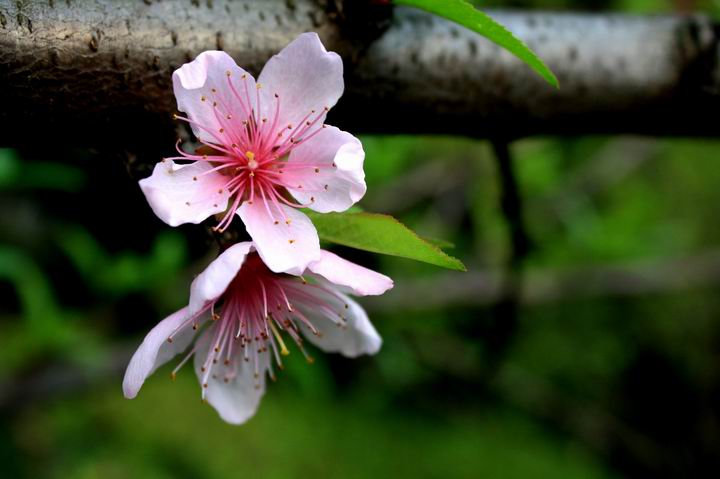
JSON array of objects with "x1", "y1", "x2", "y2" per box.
[
  {"x1": 1, "y1": 0, "x2": 719, "y2": 155},
  {"x1": 367, "y1": 249, "x2": 720, "y2": 312}
]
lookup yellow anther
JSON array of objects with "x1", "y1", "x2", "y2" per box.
[{"x1": 269, "y1": 321, "x2": 289, "y2": 356}]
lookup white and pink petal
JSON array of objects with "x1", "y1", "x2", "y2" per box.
[
  {"x1": 193, "y1": 327, "x2": 267, "y2": 425},
  {"x1": 308, "y1": 251, "x2": 393, "y2": 296},
  {"x1": 188, "y1": 242, "x2": 254, "y2": 316},
  {"x1": 284, "y1": 125, "x2": 366, "y2": 213},
  {"x1": 139, "y1": 160, "x2": 230, "y2": 227},
  {"x1": 238, "y1": 201, "x2": 320, "y2": 275},
  {"x1": 257, "y1": 32, "x2": 344, "y2": 131},
  {"x1": 173, "y1": 50, "x2": 257, "y2": 145},
  {"x1": 296, "y1": 289, "x2": 382, "y2": 358},
  {"x1": 123, "y1": 306, "x2": 202, "y2": 399}
]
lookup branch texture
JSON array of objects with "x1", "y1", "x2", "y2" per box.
[{"x1": 0, "y1": 0, "x2": 719, "y2": 155}]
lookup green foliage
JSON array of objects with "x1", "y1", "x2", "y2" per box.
[
  {"x1": 0, "y1": 148, "x2": 85, "y2": 192},
  {"x1": 12, "y1": 372, "x2": 613, "y2": 479},
  {"x1": 57, "y1": 227, "x2": 188, "y2": 297},
  {"x1": 395, "y1": 0, "x2": 559, "y2": 88},
  {"x1": 307, "y1": 211, "x2": 466, "y2": 271}
]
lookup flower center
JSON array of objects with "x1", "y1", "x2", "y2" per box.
[{"x1": 245, "y1": 151, "x2": 258, "y2": 170}]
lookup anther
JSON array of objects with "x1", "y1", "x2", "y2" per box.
[
  {"x1": 167, "y1": 337, "x2": 173, "y2": 343},
  {"x1": 226, "y1": 70, "x2": 232, "y2": 77},
  {"x1": 201, "y1": 95, "x2": 206, "y2": 102},
  {"x1": 324, "y1": 184, "x2": 329, "y2": 190},
  {"x1": 314, "y1": 168, "x2": 320, "y2": 173},
  {"x1": 193, "y1": 176, "x2": 197, "y2": 181},
  {"x1": 185, "y1": 201, "x2": 191, "y2": 206},
  {"x1": 211, "y1": 88, "x2": 217, "y2": 93},
  {"x1": 288, "y1": 239, "x2": 295, "y2": 244},
  {"x1": 219, "y1": 128, "x2": 224, "y2": 133}
]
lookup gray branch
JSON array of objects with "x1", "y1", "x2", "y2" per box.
[
  {"x1": 0, "y1": 0, "x2": 719, "y2": 154},
  {"x1": 366, "y1": 249, "x2": 720, "y2": 313}
]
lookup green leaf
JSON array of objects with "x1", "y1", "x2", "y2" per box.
[
  {"x1": 421, "y1": 236, "x2": 456, "y2": 250},
  {"x1": 306, "y1": 211, "x2": 466, "y2": 271},
  {"x1": 394, "y1": 0, "x2": 559, "y2": 88}
]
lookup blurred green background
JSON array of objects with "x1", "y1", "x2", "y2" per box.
[{"x1": 2, "y1": 0, "x2": 720, "y2": 478}]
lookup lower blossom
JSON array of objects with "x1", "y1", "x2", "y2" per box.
[{"x1": 122, "y1": 242, "x2": 393, "y2": 424}]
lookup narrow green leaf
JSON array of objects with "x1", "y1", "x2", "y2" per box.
[
  {"x1": 394, "y1": 0, "x2": 559, "y2": 88},
  {"x1": 421, "y1": 236, "x2": 456, "y2": 250},
  {"x1": 306, "y1": 211, "x2": 466, "y2": 271}
]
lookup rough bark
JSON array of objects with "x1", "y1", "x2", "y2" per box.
[{"x1": 0, "y1": 0, "x2": 719, "y2": 157}]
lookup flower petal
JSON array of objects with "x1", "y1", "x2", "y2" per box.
[
  {"x1": 257, "y1": 32, "x2": 343, "y2": 130},
  {"x1": 193, "y1": 327, "x2": 267, "y2": 425},
  {"x1": 284, "y1": 126, "x2": 366, "y2": 213},
  {"x1": 139, "y1": 160, "x2": 230, "y2": 227},
  {"x1": 173, "y1": 50, "x2": 257, "y2": 144},
  {"x1": 188, "y1": 242, "x2": 255, "y2": 316},
  {"x1": 238, "y1": 201, "x2": 320, "y2": 275},
  {"x1": 294, "y1": 286, "x2": 381, "y2": 357},
  {"x1": 308, "y1": 250, "x2": 393, "y2": 296},
  {"x1": 123, "y1": 306, "x2": 199, "y2": 399}
]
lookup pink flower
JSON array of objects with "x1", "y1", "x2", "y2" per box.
[
  {"x1": 139, "y1": 33, "x2": 366, "y2": 275},
  {"x1": 122, "y1": 242, "x2": 392, "y2": 425}
]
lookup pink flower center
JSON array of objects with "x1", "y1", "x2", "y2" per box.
[
  {"x1": 169, "y1": 73, "x2": 335, "y2": 232},
  {"x1": 167, "y1": 254, "x2": 350, "y2": 395}
]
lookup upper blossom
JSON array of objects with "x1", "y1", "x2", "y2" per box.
[
  {"x1": 122, "y1": 242, "x2": 393, "y2": 425},
  {"x1": 139, "y1": 33, "x2": 366, "y2": 275}
]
